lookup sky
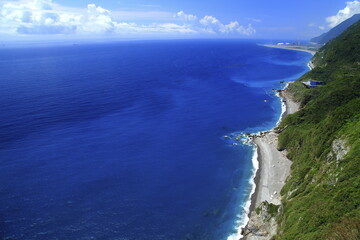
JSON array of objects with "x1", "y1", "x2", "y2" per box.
[{"x1": 1, "y1": 0, "x2": 360, "y2": 41}]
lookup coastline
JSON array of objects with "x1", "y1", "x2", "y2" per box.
[
  {"x1": 261, "y1": 44, "x2": 317, "y2": 56},
  {"x1": 227, "y1": 83, "x2": 300, "y2": 240},
  {"x1": 239, "y1": 43, "x2": 315, "y2": 239},
  {"x1": 252, "y1": 86, "x2": 298, "y2": 207},
  {"x1": 229, "y1": 45, "x2": 314, "y2": 240},
  {"x1": 241, "y1": 84, "x2": 300, "y2": 240}
]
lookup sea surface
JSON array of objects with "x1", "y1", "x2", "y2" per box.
[{"x1": 0, "y1": 40, "x2": 311, "y2": 240}]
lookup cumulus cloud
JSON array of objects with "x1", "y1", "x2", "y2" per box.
[
  {"x1": 236, "y1": 24, "x2": 256, "y2": 35},
  {"x1": 0, "y1": 0, "x2": 256, "y2": 37},
  {"x1": 175, "y1": 11, "x2": 197, "y2": 22},
  {"x1": 82, "y1": 4, "x2": 116, "y2": 33},
  {"x1": 326, "y1": 0, "x2": 360, "y2": 27},
  {"x1": 200, "y1": 15, "x2": 255, "y2": 35},
  {"x1": 1, "y1": 0, "x2": 77, "y2": 34}
]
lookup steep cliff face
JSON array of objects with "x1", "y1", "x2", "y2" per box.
[
  {"x1": 275, "y1": 20, "x2": 360, "y2": 240},
  {"x1": 243, "y1": 202, "x2": 279, "y2": 240},
  {"x1": 243, "y1": 20, "x2": 360, "y2": 240}
]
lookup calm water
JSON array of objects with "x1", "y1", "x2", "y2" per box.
[{"x1": 0, "y1": 40, "x2": 311, "y2": 240}]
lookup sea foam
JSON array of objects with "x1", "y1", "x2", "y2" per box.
[{"x1": 226, "y1": 143, "x2": 258, "y2": 240}]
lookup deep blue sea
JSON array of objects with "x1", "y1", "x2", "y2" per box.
[{"x1": 0, "y1": 40, "x2": 311, "y2": 240}]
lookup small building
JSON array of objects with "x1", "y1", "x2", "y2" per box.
[{"x1": 302, "y1": 79, "x2": 325, "y2": 88}]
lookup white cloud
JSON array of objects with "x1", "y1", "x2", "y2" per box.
[
  {"x1": 81, "y1": 4, "x2": 116, "y2": 33},
  {"x1": 111, "y1": 10, "x2": 173, "y2": 21},
  {"x1": 200, "y1": 15, "x2": 255, "y2": 35},
  {"x1": 175, "y1": 11, "x2": 197, "y2": 22},
  {"x1": 237, "y1": 24, "x2": 256, "y2": 35},
  {"x1": 326, "y1": 0, "x2": 360, "y2": 27},
  {"x1": 0, "y1": 0, "x2": 256, "y2": 37},
  {"x1": 0, "y1": 0, "x2": 79, "y2": 34},
  {"x1": 308, "y1": 23, "x2": 326, "y2": 31}
]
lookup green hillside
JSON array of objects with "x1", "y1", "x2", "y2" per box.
[{"x1": 275, "y1": 20, "x2": 360, "y2": 239}]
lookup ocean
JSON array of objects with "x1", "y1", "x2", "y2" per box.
[{"x1": 0, "y1": 40, "x2": 311, "y2": 240}]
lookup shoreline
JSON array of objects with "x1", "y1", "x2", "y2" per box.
[
  {"x1": 240, "y1": 84, "x2": 300, "y2": 240},
  {"x1": 239, "y1": 43, "x2": 313, "y2": 239},
  {"x1": 230, "y1": 44, "x2": 313, "y2": 240},
  {"x1": 228, "y1": 83, "x2": 299, "y2": 240},
  {"x1": 261, "y1": 44, "x2": 317, "y2": 56},
  {"x1": 249, "y1": 145, "x2": 261, "y2": 213},
  {"x1": 252, "y1": 85, "x2": 298, "y2": 207}
]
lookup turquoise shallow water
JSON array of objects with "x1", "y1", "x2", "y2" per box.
[{"x1": 0, "y1": 40, "x2": 311, "y2": 240}]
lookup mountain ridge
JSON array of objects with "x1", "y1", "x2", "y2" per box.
[{"x1": 311, "y1": 14, "x2": 360, "y2": 44}]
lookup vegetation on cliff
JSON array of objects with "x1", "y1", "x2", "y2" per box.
[{"x1": 275, "y1": 20, "x2": 360, "y2": 239}]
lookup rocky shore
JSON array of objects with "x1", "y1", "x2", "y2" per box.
[{"x1": 241, "y1": 84, "x2": 300, "y2": 240}]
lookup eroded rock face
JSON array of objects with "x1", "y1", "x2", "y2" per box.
[
  {"x1": 332, "y1": 138, "x2": 350, "y2": 161},
  {"x1": 242, "y1": 202, "x2": 278, "y2": 240}
]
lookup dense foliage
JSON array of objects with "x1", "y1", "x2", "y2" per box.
[{"x1": 276, "y1": 20, "x2": 360, "y2": 239}]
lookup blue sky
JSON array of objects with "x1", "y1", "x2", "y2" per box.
[{"x1": 1, "y1": 0, "x2": 360, "y2": 40}]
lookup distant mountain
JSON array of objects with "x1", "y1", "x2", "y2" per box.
[{"x1": 310, "y1": 13, "x2": 360, "y2": 44}]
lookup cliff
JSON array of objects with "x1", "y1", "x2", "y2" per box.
[
  {"x1": 276, "y1": 20, "x2": 360, "y2": 239},
  {"x1": 244, "y1": 19, "x2": 360, "y2": 240}
]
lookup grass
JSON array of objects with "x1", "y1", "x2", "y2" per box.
[{"x1": 275, "y1": 20, "x2": 360, "y2": 239}]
